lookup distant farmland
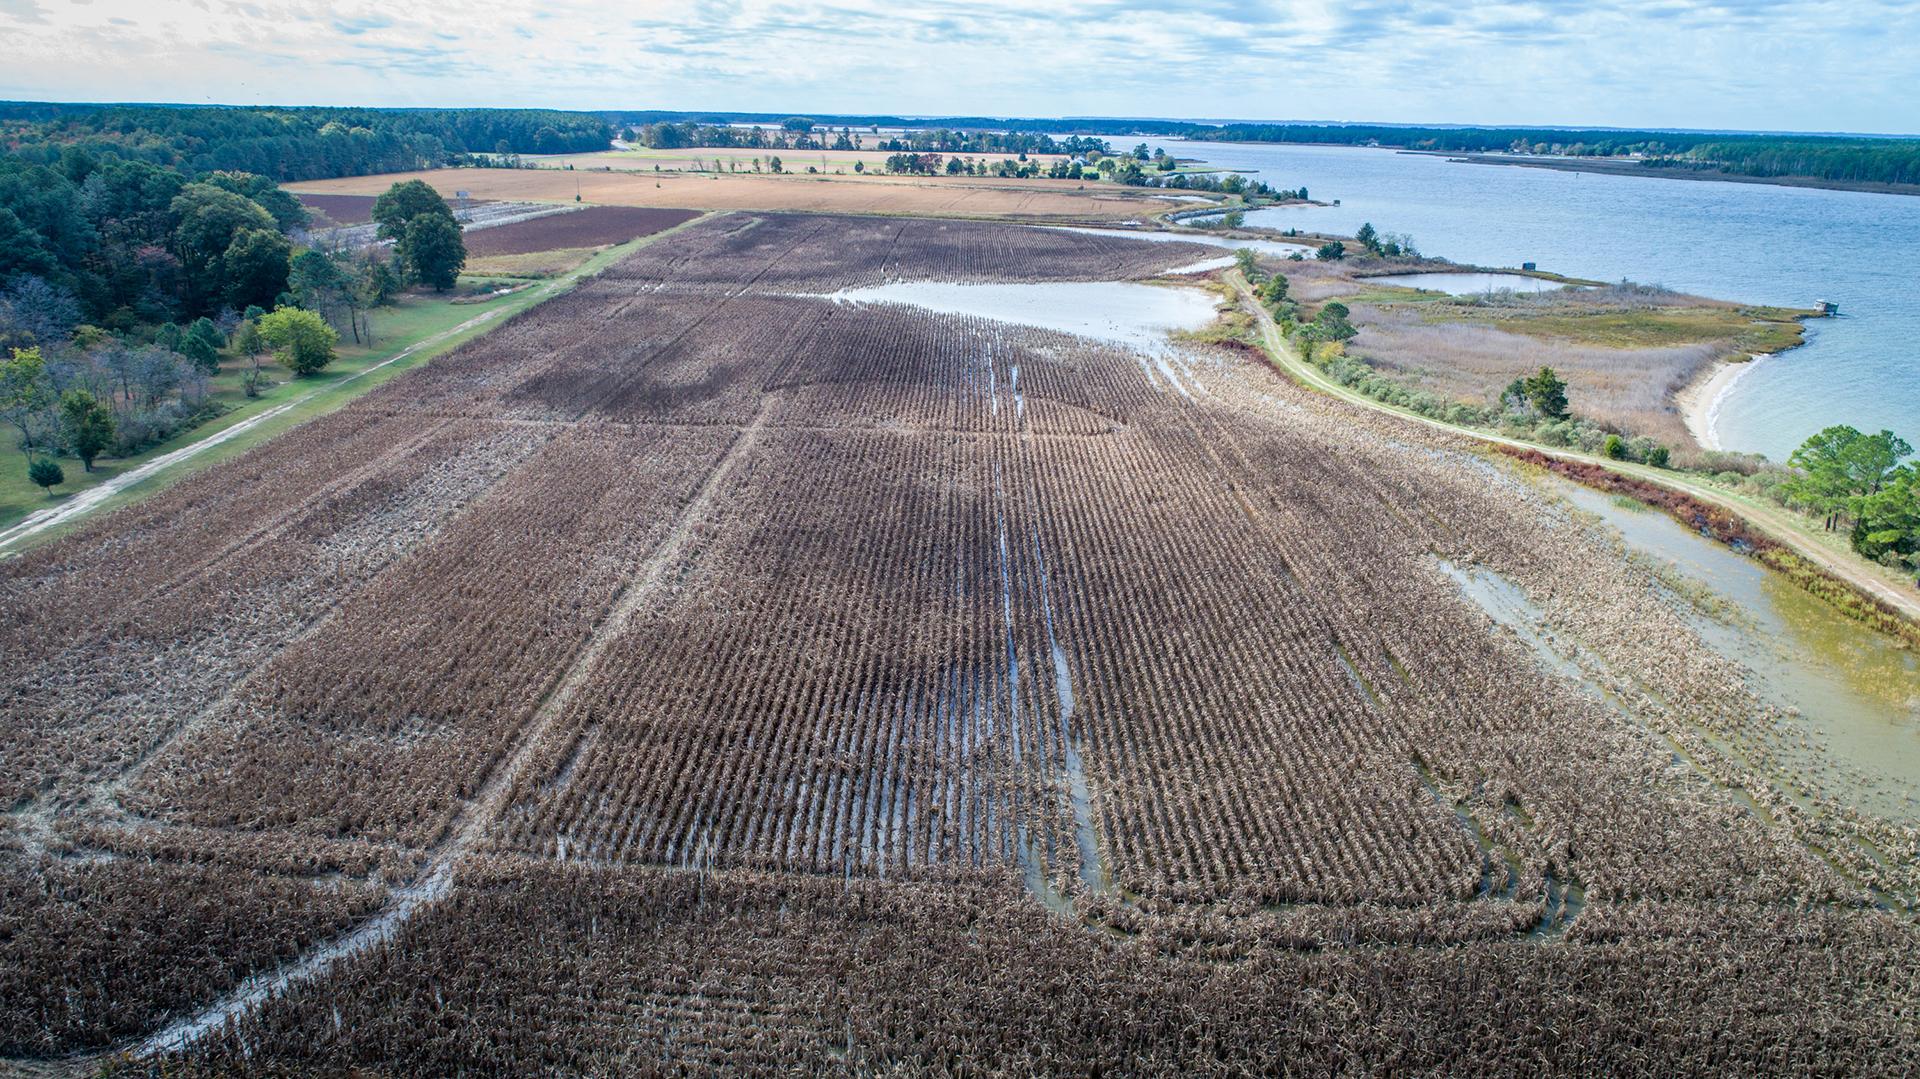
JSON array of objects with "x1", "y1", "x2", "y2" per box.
[
  {"x1": 1, "y1": 214, "x2": 1913, "y2": 1073},
  {"x1": 289, "y1": 167, "x2": 1179, "y2": 219}
]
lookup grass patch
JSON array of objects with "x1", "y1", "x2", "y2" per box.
[{"x1": 1428, "y1": 303, "x2": 1807, "y2": 353}]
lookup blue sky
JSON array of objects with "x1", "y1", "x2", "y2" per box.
[{"x1": 3, "y1": 0, "x2": 1917, "y2": 134}]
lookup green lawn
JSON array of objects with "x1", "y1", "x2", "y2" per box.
[{"x1": 0, "y1": 232, "x2": 675, "y2": 538}]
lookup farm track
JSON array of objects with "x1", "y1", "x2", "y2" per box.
[{"x1": 5, "y1": 214, "x2": 1916, "y2": 1074}]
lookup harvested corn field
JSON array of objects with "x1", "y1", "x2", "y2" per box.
[{"x1": 1, "y1": 213, "x2": 1914, "y2": 1074}]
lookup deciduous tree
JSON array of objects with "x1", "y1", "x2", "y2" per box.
[
  {"x1": 58, "y1": 388, "x2": 115, "y2": 471},
  {"x1": 398, "y1": 214, "x2": 466, "y2": 291},
  {"x1": 258, "y1": 306, "x2": 338, "y2": 377}
]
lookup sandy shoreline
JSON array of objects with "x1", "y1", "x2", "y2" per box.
[{"x1": 1677, "y1": 354, "x2": 1766, "y2": 451}]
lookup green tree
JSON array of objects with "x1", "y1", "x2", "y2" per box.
[
  {"x1": 1603, "y1": 434, "x2": 1627, "y2": 460},
  {"x1": 258, "y1": 306, "x2": 338, "y2": 376},
  {"x1": 1316, "y1": 240, "x2": 1346, "y2": 260},
  {"x1": 1850, "y1": 464, "x2": 1920, "y2": 573},
  {"x1": 58, "y1": 389, "x2": 115, "y2": 471},
  {"x1": 370, "y1": 259, "x2": 403, "y2": 306},
  {"x1": 1233, "y1": 248, "x2": 1260, "y2": 278},
  {"x1": 1524, "y1": 367, "x2": 1569, "y2": 419},
  {"x1": 1260, "y1": 274, "x2": 1290, "y2": 306},
  {"x1": 1, "y1": 345, "x2": 53, "y2": 450},
  {"x1": 221, "y1": 228, "x2": 292, "y2": 312},
  {"x1": 182, "y1": 317, "x2": 224, "y2": 373},
  {"x1": 1355, "y1": 221, "x2": 1381, "y2": 254},
  {"x1": 1314, "y1": 301, "x2": 1357, "y2": 342},
  {"x1": 1646, "y1": 444, "x2": 1671, "y2": 468},
  {"x1": 169, "y1": 183, "x2": 276, "y2": 311},
  {"x1": 288, "y1": 249, "x2": 346, "y2": 308},
  {"x1": 28, "y1": 455, "x2": 63, "y2": 493},
  {"x1": 371, "y1": 179, "x2": 455, "y2": 241},
  {"x1": 398, "y1": 213, "x2": 466, "y2": 291},
  {"x1": 1784, "y1": 426, "x2": 1910, "y2": 530}
]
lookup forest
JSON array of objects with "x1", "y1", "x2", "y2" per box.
[{"x1": 0, "y1": 103, "x2": 611, "y2": 182}]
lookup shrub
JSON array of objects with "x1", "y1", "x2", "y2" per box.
[{"x1": 28, "y1": 455, "x2": 62, "y2": 493}]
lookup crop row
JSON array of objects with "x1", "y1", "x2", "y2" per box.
[
  {"x1": 121, "y1": 425, "x2": 734, "y2": 847},
  {"x1": 153, "y1": 860, "x2": 1920, "y2": 1076}
]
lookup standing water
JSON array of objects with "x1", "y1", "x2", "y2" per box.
[{"x1": 1551, "y1": 478, "x2": 1920, "y2": 822}]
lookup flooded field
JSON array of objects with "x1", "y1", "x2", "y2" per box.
[
  {"x1": 1037, "y1": 225, "x2": 1319, "y2": 260},
  {"x1": 1551, "y1": 479, "x2": 1920, "y2": 822},
  {"x1": 827, "y1": 280, "x2": 1219, "y2": 352},
  {"x1": 1365, "y1": 272, "x2": 1580, "y2": 296}
]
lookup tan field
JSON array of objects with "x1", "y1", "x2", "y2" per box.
[
  {"x1": 287, "y1": 167, "x2": 1165, "y2": 220},
  {"x1": 533, "y1": 146, "x2": 1071, "y2": 173}
]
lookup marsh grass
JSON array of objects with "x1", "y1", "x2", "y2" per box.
[{"x1": 1347, "y1": 304, "x2": 1720, "y2": 448}]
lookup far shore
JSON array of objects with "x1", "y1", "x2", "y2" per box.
[{"x1": 1435, "y1": 152, "x2": 1920, "y2": 197}]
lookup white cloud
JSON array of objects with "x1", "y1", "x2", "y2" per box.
[{"x1": 0, "y1": 0, "x2": 1915, "y2": 133}]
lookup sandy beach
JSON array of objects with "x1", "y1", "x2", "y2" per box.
[{"x1": 1677, "y1": 354, "x2": 1766, "y2": 451}]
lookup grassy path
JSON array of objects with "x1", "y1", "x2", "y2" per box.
[
  {"x1": 0, "y1": 216, "x2": 711, "y2": 556},
  {"x1": 1228, "y1": 271, "x2": 1920, "y2": 625}
]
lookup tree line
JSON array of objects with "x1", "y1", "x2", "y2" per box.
[
  {"x1": 1195, "y1": 123, "x2": 1920, "y2": 188},
  {"x1": 600, "y1": 111, "x2": 1920, "y2": 188},
  {"x1": 0, "y1": 103, "x2": 611, "y2": 182}
]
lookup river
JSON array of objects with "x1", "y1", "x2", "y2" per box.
[{"x1": 1145, "y1": 139, "x2": 1920, "y2": 462}]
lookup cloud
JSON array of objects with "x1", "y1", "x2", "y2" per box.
[
  {"x1": 0, "y1": 0, "x2": 1915, "y2": 133},
  {"x1": 0, "y1": 0, "x2": 49, "y2": 23}
]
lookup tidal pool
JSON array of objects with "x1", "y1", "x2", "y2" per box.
[{"x1": 1364, "y1": 272, "x2": 1579, "y2": 296}]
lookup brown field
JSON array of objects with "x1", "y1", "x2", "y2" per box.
[
  {"x1": 289, "y1": 167, "x2": 1174, "y2": 220},
  {"x1": 1, "y1": 214, "x2": 1914, "y2": 1073},
  {"x1": 461, "y1": 206, "x2": 702, "y2": 257},
  {"x1": 294, "y1": 192, "x2": 380, "y2": 226}
]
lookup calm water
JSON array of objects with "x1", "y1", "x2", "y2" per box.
[
  {"x1": 1147, "y1": 140, "x2": 1920, "y2": 461},
  {"x1": 1364, "y1": 272, "x2": 1580, "y2": 296}
]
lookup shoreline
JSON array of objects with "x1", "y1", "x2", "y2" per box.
[{"x1": 1677, "y1": 354, "x2": 1767, "y2": 452}]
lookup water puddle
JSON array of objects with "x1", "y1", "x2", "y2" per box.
[
  {"x1": 1364, "y1": 271, "x2": 1579, "y2": 296},
  {"x1": 827, "y1": 280, "x2": 1218, "y2": 356}
]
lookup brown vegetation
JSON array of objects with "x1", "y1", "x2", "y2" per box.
[
  {"x1": 293, "y1": 193, "x2": 380, "y2": 226},
  {"x1": 2, "y1": 213, "x2": 1913, "y2": 1072}
]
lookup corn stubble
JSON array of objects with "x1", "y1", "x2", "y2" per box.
[{"x1": 1, "y1": 214, "x2": 1913, "y2": 1073}]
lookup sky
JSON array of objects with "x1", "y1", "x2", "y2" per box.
[{"x1": 2, "y1": 0, "x2": 1917, "y2": 134}]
